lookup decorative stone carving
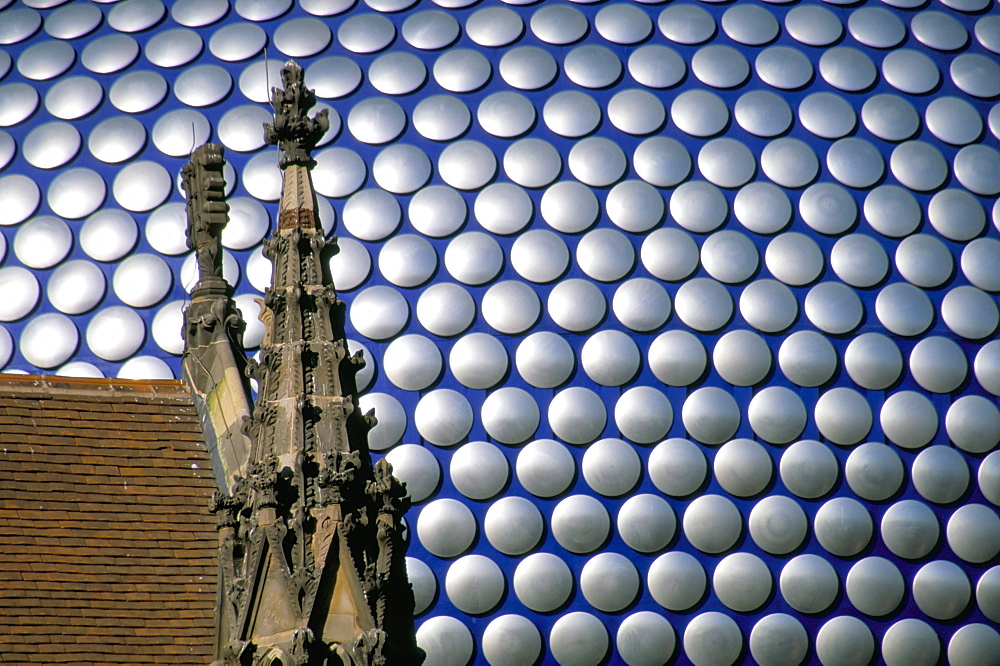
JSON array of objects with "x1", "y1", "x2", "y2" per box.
[
  {"x1": 264, "y1": 61, "x2": 330, "y2": 169},
  {"x1": 204, "y1": 60, "x2": 422, "y2": 666},
  {"x1": 182, "y1": 143, "x2": 229, "y2": 287}
]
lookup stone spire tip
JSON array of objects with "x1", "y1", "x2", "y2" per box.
[{"x1": 264, "y1": 60, "x2": 330, "y2": 168}]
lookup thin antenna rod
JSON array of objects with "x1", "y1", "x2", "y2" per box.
[
  {"x1": 264, "y1": 46, "x2": 280, "y2": 158},
  {"x1": 264, "y1": 46, "x2": 276, "y2": 113}
]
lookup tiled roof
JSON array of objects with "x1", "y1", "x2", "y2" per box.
[{"x1": 0, "y1": 375, "x2": 217, "y2": 665}]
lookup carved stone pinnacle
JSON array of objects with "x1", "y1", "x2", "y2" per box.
[
  {"x1": 264, "y1": 60, "x2": 330, "y2": 168},
  {"x1": 181, "y1": 143, "x2": 229, "y2": 288}
]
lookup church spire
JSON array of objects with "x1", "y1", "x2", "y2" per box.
[{"x1": 209, "y1": 61, "x2": 423, "y2": 666}]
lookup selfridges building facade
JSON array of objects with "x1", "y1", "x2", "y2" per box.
[{"x1": 1, "y1": 0, "x2": 1000, "y2": 664}]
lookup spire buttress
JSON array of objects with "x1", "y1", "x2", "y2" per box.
[{"x1": 181, "y1": 143, "x2": 254, "y2": 493}]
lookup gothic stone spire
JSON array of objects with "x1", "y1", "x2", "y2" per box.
[{"x1": 211, "y1": 62, "x2": 422, "y2": 666}]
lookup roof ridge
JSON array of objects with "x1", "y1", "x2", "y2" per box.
[{"x1": 0, "y1": 374, "x2": 191, "y2": 400}]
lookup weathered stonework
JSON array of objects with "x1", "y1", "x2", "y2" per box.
[
  {"x1": 181, "y1": 143, "x2": 253, "y2": 492},
  {"x1": 183, "y1": 62, "x2": 422, "y2": 666}
]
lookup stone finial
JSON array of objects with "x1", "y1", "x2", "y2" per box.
[
  {"x1": 181, "y1": 143, "x2": 229, "y2": 286},
  {"x1": 264, "y1": 61, "x2": 330, "y2": 168}
]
